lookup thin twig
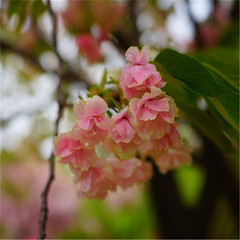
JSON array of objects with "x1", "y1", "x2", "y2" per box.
[
  {"x1": 128, "y1": 0, "x2": 140, "y2": 44},
  {"x1": 37, "y1": 1, "x2": 65, "y2": 239}
]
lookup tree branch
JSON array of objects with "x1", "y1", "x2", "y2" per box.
[
  {"x1": 150, "y1": 134, "x2": 239, "y2": 238},
  {"x1": 186, "y1": 0, "x2": 204, "y2": 48},
  {"x1": 150, "y1": 164, "x2": 192, "y2": 238},
  {"x1": 128, "y1": 0, "x2": 140, "y2": 44},
  {"x1": 37, "y1": 1, "x2": 66, "y2": 239},
  {"x1": 194, "y1": 137, "x2": 239, "y2": 222},
  {"x1": 0, "y1": 39, "x2": 91, "y2": 88},
  {"x1": 112, "y1": 0, "x2": 140, "y2": 51}
]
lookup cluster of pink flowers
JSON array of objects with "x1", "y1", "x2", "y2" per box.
[{"x1": 54, "y1": 45, "x2": 191, "y2": 199}]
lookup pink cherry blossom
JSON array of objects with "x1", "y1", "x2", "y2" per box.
[
  {"x1": 160, "y1": 96, "x2": 179, "y2": 123},
  {"x1": 120, "y1": 46, "x2": 165, "y2": 100},
  {"x1": 106, "y1": 157, "x2": 153, "y2": 190},
  {"x1": 133, "y1": 116, "x2": 171, "y2": 141},
  {"x1": 118, "y1": 159, "x2": 153, "y2": 189},
  {"x1": 129, "y1": 87, "x2": 178, "y2": 123},
  {"x1": 152, "y1": 123, "x2": 181, "y2": 151},
  {"x1": 53, "y1": 132, "x2": 95, "y2": 170},
  {"x1": 74, "y1": 164, "x2": 116, "y2": 199},
  {"x1": 104, "y1": 134, "x2": 141, "y2": 157},
  {"x1": 125, "y1": 45, "x2": 151, "y2": 65},
  {"x1": 111, "y1": 107, "x2": 135, "y2": 144},
  {"x1": 129, "y1": 87, "x2": 169, "y2": 121},
  {"x1": 73, "y1": 96, "x2": 111, "y2": 145},
  {"x1": 155, "y1": 145, "x2": 192, "y2": 174},
  {"x1": 128, "y1": 87, "x2": 177, "y2": 140},
  {"x1": 74, "y1": 95, "x2": 108, "y2": 129}
]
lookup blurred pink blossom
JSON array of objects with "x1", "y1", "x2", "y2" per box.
[
  {"x1": 0, "y1": 162, "x2": 78, "y2": 239},
  {"x1": 155, "y1": 145, "x2": 192, "y2": 174},
  {"x1": 76, "y1": 34, "x2": 102, "y2": 63}
]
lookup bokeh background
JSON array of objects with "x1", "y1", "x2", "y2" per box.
[{"x1": 0, "y1": 0, "x2": 239, "y2": 239}]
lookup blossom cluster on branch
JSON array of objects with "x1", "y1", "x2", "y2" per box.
[{"x1": 54, "y1": 45, "x2": 191, "y2": 199}]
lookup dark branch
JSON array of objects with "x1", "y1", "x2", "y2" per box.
[
  {"x1": 37, "y1": 1, "x2": 66, "y2": 239},
  {"x1": 128, "y1": 0, "x2": 140, "y2": 44},
  {"x1": 0, "y1": 39, "x2": 45, "y2": 71},
  {"x1": 150, "y1": 164, "x2": 192, "y2": 238},
  {"x1": 0, "y1": 39, "x2": 91, "y2": 88},
  {"x1": 186, "y1": 0, "x2": 204, "y2": 48},
  {"x1": 194, "y1": 137, "x2": 239, "y2": 222},
  {"x1": 112, "y1": 0, "x2": 140, "y2": 51},
  {"x1": 150, "y1": 135, "x2": 239, "y2": 238}
]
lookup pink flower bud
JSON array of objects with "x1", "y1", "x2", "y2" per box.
[{"x1": 120, "y1": 46, "x2": 165, "y2": 100}]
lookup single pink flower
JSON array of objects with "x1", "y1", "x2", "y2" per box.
[
  {"x1": 137, "y1": 140, "x2": 154, "y2": 159},
  {"x1": 104, "y1": 134, "x2": 142, "y2": 157},
  {"x1": 118, "y1": 159, "x2": 152, "y2": 189},
  {"x1": 74, "y1": 165, "x2": 116, "y2": 199},
  {"x1": 155, "y1": 145, "x2": 192, "y2": 174},
  {"x1": 129, "y1": 87, "x2": 169, "y2": 121},
  {"x1": 73, "y1": 96, "x2": 111, "y2": 145},
  {"x1": 120, "y1": 46, "x2": 165, "y2": 100},
  {"x1": 111, "y1": 107, "x2": 135, "y2": 144},
  {"x1": 128, "y1": 87, "x2": 178, "y2": 141},
  {"x1": 133, "y1": 116, "x2": 171, "y2": 141},
  {"x1": 53, "y1": 132, "x2": 95, "y2": 170},
  {"x1": 76, "y1": 34, "x2": 102, "y2": 63}
]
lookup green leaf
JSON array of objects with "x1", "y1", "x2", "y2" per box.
[
  {"x1": 208, "y1": 95, "x2": 239, "y2": 131},
  {"x1": 7, "y1": 0, "x2": 27, "y2": 17},
  {"x1": 107, "y1": 95, "x2": 121, "y2": 112},
  {"x1": 155, "y1": 49, "x2": 239, "y2": 138},
  {"x1": 194, "y1": 47, "x2": 239, "y2": 89},
  {"x1": 155, "y1": 48, "x2": 229, "y2": 97},
  {"x1": 100, "y1": 68, "x2": 108, "y2": 91},
  {"x1": 7, "y1": 0, "x2": 28, "y2": 29},
  {"x1": 202, "y1": 62, "x2": 238, "y2": 92},
  {"x1": 204, "y1": 64, "x2": 239, "y2": 131},
  {"x1": 30, "y1": 0, "x2": 46, "y2": 20},
  {"x1": 106, "y1": 110, "x2": 113, "y2": 118},
  {"x1": 205, "y1": 99, "x2": 239, "y2": 144},
  {"x1": 154, "y1": 62, "x2": 234, "y2": 153},
  {"x1": 174, "y1": 165, "x2": 206, "y2": 207},
  {"x1": 220, "y1": 20, "x2": 239, "y2": 48},
  {"x1": 107, "y1": 76, "x2": 119, "y2": 85}
]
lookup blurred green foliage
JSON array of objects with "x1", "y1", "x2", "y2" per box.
[{"x1": 174, "y1": 165, "x2": 206, "y2": 208}]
